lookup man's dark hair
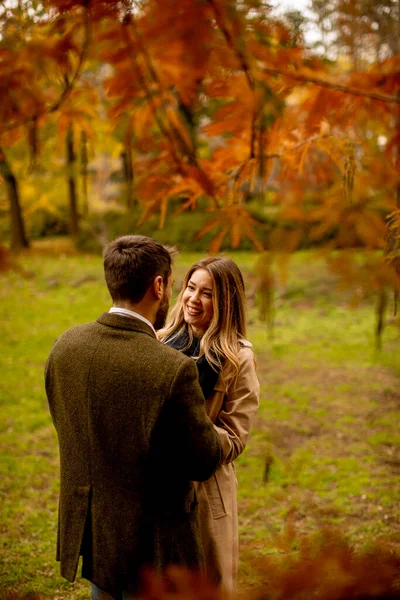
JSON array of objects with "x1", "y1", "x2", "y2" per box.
[{"x1": 103, "y1": 235, "x2": 175, "y2": 304}]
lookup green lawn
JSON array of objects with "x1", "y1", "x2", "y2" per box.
[{"x1": 1, "y1": 242, "x2": 400, "y2": 599}]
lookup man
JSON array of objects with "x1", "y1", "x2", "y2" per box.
[{"x1": 45, "y1": 235, "x2": 222, "y2": 600}]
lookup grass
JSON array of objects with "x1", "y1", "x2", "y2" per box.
[{"x1": 1, "y1": 240, "x2": 400, "y2": 598}]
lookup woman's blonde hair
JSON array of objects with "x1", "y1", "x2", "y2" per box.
[{"x1": 158, "y1": 256, "x2": 247, "y2": 383}]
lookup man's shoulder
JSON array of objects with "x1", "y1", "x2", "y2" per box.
[
  {"x1": 50, "y1": 321, "x2": 193, "y2": 370},
  {"x1": 57, "y1": 321, "x2": 98, "y2": 340},
  {"x1": 49, "y1": 321, "x2": 99, "y2": 352},
  {"x1": 152, "y1": 339, "x2": 194, "y2": 367}
]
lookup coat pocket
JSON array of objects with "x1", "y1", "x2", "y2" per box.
[{"x1": 203, "y1": 472, "x2": 227, "y2": 519}]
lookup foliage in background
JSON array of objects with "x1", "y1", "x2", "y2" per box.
[
  {"x1": 0, "y1": 0, "x2": 399, "y2": 343},
  {"x1": 0, "y1": 2, "x2": 398, "y2": 240}
]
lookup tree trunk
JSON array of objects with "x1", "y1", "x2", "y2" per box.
[
  {"x1": 66, "y1": 125, "x2": 79, "y2": 238},
  {"x1": 396, "y1": 0, "x2": 400, "y2": 203},
  {"x1": 80, "y1": 131, "x2": 89, "y2": 217},
  {"x1": 0, "y1": 147, "x2": 29, "y2": 251},
  {"x1": 121, "y1": 137, "x2": 135, "y2": 209},
  {"x1": 397, "y1": 118, "x2": 400, "y2": 211}
]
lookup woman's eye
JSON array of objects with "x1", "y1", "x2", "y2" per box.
[
  {"x1": 204, "y1": 292, "x2": 212, "y2": 298},
  {"x1": 187, "y1": 285, "x2": 195, "y2": 291}
]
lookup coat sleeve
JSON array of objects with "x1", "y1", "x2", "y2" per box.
[
  {"x1": 214, "y1": 348, "x2": 260, "y2": 464},
  {"x1": 153, "y1": 357, "x2": 223, "y2": 482}
]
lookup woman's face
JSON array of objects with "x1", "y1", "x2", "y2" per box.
[{"x1": 182, "y1": 268, "x2": 214, "y2": 337}]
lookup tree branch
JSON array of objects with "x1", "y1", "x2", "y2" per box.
[
  {"x1": 48, "y1": 9, "x2": 91, "y2": 114},
  {"x1": 120, "y1": 16, "x2": 186, "y2": 177},
  {"x1": 125, "y1": 14, "x2": 196, "y2": 161},
  {"x1": 206, "y1": 0, "x2": 259, "y2": 174},
  {"x1": 123, "y1": 12, "x2": 220, "y2": 208},
  {"x1": 2, "y1": 7, "x2": 91, "y2": 134},
  {"x1": 206, "y1": 0, "x2": 254, "y2": 90},
  {"x1": 262, "y1": 66, "x2": 400, "y2": 104}
]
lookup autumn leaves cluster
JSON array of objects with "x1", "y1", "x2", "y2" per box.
[{"x1": 1, "y1": 0, "x2": 399, "y2": 269}]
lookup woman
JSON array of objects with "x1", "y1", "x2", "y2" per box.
[{"x1": 158, "y1": 256, "x2": 260, "y2": 596}]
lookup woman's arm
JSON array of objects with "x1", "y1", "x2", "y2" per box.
[{"x1": 214, "y1": 347, "x2": 260, "y2": 464}]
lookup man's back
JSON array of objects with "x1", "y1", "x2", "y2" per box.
[{"x1": 45, "y1": 312, "x2": 222, "y2": 596}]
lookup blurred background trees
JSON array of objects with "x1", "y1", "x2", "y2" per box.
[{"x1": 1, "y1": 0, "x2": 399, "y2": 325}]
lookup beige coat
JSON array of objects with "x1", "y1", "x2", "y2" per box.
[{"x1": 196, "y1": 340, "x2": 260, "y2": 596}]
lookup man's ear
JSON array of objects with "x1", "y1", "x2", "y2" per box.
[{"x1": 152, "y1": 275, "x2": 164, "y2": 300}]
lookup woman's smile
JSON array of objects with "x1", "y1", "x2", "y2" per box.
[{"x1": 186, "y1": 306, "x2": 203, "y2": 316}]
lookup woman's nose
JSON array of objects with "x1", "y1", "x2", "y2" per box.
[{"x1": 192, "y1": 290, "x2": 201, "y2": 302}]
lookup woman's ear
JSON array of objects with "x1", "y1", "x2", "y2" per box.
[{"x1": 152, "y1": 275, "x2": 164, "y2": 300}]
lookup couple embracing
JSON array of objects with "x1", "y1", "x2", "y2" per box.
[{"x1": 45, "y1": 235, "x2": 260, "y2": 599}]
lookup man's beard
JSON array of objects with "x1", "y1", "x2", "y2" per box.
[{"x1": 154, "y1": 293, "x2": 170, "y2": 330}]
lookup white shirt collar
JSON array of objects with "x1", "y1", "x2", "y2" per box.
[{"x1": 109, "y1": 307, "x2": 156, "y2": 334}]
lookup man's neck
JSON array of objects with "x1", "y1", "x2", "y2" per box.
[{"x1": 113, "y1": 301, "x2": 154, "y2": 325}]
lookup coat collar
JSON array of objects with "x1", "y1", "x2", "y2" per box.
[
  {"x1": 239, "y1": 336, "x2": 253, "y2": 348},
  {"x1": 97, "y1": 312, "x2": 157, "y2": 339}
]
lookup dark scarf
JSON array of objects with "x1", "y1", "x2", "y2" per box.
[{"x1": 165, "y1": 329, "x2": 221, "y2": 399}]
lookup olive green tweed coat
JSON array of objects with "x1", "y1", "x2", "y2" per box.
[{"x1": 45, "y1": 312, "x2": 222, "y2": 596}]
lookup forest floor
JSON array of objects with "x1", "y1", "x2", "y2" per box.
[{"x1": 1, "y1": 241, "x2": 399, "y2": 599}]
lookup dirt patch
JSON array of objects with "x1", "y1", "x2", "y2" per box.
[{"x1": 267, "y1": 422, "x2": 323, "y2": 459}]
